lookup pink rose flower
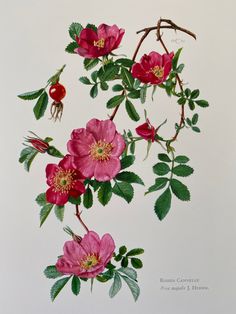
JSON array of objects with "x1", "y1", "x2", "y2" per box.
[
  {"x1": 136, "y1": 119, "x2": 156, "y2": 142},
  {"x1": 56, "y1": 231, "x2": 115, "y2": 278},
  {"x1": 131, "y1": 51, "x2": 174, "y2": 85},
  {"x1": 67, "y1": 118, "x2": 126, "y2": 182},
  {"x1": 75, "y1": 23, "x2": 125, "y2": 59},
  {"x1": 45, "y1": 155, "x2": 86, "y2": 206}
]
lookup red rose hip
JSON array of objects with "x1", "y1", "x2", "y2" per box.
[{"x1": 49, "y1": 83, "x2": 66, "y2": 102}]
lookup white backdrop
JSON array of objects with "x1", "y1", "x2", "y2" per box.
[{"x1": 0, "y1": 0, "x2": 236, "y2": 313}]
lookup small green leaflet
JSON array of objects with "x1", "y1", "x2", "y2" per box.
[
  {"x1": 120, "y1": 275, "x2": 140, "y2": 302},
  {"x1": 126, "y1": 248, "x2": 144, "y2": 257},
  {"x1": 145, "y1": 177, "x2": 169, "y2": 195},
  {"x1": 98, "y1": 181, "x2": 112, "y2": 206},
  {"x1": 71, "y1": 276, "x2": 81, "y2": 296},
  {"x1": 118, "y1": 267, "x2": 137, "y2": 281},
  {"x1": 170, "y1": 179, "x2": 190, "y2": 201},
  {"x1": 172, "y1": 165, "x2": 194, "y2": 177},
  {"x1": 154, "y1": 188, "x2": 172, "y2": 220},
  {"x1": 35, "y1": 192, "x2": 47, "y2": 206},
  {"x1": 69, "y1": 22, "x2": 83, "y2": 40},
  {"x1": 33, "y1": 91, "x2": 48, "y2": 120},
  {"x1": 115, "y1": 171, "x2": 144, "y2": 185},
  {"x1": 174, "y1": 155, "x2": 190, "y2": 164},
  {"x1": 107, "y1": 95, "x2": 125, "y2": 109},
  {"x1": 84, "y1": 58, "x2": 99, "y2": 71},
  {"x1": 109, "y1": 272, "x2": 122, "y2": 298},
  {"x1": 65, "y1": 42, "x2": 78, "y2": 54},
  {"x1": 50, "y1": 276, "x2": 71, "y2": 301},
  {"x1": 125, "y1": 99, "x2": 140, "y2": 121},
  {"x1": 83, "y1": 187, "x2": 93, "y2": 209},
  {"x1": 113, "y1": 181, "x2": 134, "y2": 203},
  {"x1": 172, "y1": 48, "x2": 182, "y2": 70},
  {"x1": 131, "y1": 258, "x2": 143, "y2": 269},
  {"x1": 40, "y1": 203, "x2": 54, "y2": 227},
  {"x1": 153, "y1": 162, "x2": 170, "y2": 176},
  {"x1": 54, "y1": 205, "x2": 65, "y2": 222},
  {"x1": 18, "y1": 88, "x2": 44, "y2": 100},
  {"x1": 120, "y1": 155, "x2": 135, "y2": 169},
  {"x1": 44, "y1": 266, "x2": 63, "y2": 279},
  {"x1": 90, "y1": 84, "x2": 98, "y2": 98},
  {"x1": 121, "y1": 68, "x2": 134, "y2": 89},
  {"x1": 19, "y1": 147, "x2": 38, "y2": 172}
]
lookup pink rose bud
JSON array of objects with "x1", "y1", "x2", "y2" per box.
[
  {"x1": 131, "y1": 51, "x2": 174, "y2": 85},
  {"x1": 56, "y1": 231, "x2": 115, "y2": 278},
  {"x1": 136, "y1": 119, "x2": 156, "y2": 142},
  {"x1": 25, "y1": 134, "x2": 49, "y2": 153},
  {"x1": 75, "y1": 24, "x2": 125, "y2": 59}
]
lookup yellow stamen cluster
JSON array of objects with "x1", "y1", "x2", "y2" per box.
[
  {"x1": 90, "y1": 140, "x2": 113, "y2": 161},
  {"x1": 151, "y1": 65, "x2": 164, "y2": 78},
  {"x1": 52, "y1": 169, "x2": 75, "y2": 193},
  {"x1": 93, "y1": 38, "x2": 105, "y2": 48},
  {"x1": 80, "y1": 254, "x2": 99, "y2": 270}
]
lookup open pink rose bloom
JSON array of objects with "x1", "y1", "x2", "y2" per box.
[
  {"x1": 56, "y1": 231, "x2": 115, "y2": 278},
  {"x1": 45, "y1": 155, "x2": 86, "y2": 206},
  {"x1": 67, "y1": 118, "x2": 126, "y2": 181},
  {"x1": 75, "y1": 23, "x2": 125, "y2": 58},
  {"x1": 131, "y1": 51, "x2": 174, "y2": 85}
]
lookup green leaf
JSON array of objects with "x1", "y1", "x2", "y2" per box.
[
  {"x1": 33, "y1": 91, "x2": 48, "y2": 120},
  {"x1": 79, "y1": 76, "x2": 92, "y2": 85},
  {"x1": 174, "y1": 155, "x2": 190, "y2": 164},
  {"x1": 121, "y1": 256, "x2": 129, "y2": 267},
  {"x1": 176, "y1": 63, "x2": 184, "y2": 73},
  {"x1": 91, "y1": 179, "x2": 101, "y2": 192},
  {"x1": 90, "y1": 84, "x2": 98, "y2": 98},
  {"x1": 118, "y1": 267, "x2": 137, "y2": 281},
  {"x1": 68, "y1": 196, "x2": 81, "y2": 205},
  {"x1": 114, "y1": 254, "x2": 123, "y2": 262},
  {"x1": 188, "y1": 99, "x2": 195, "y2": 110},
  {"x1": 134, "y1": 79, "x2": 141, "y2": 89},
  {"x1": 140, "y1": 85, "x2": 147, "y2": 104},
  {"x1": 112, "y1": 84, "x2": 124, "y2": 92},
  {"x1": 119, "y1": 245, "x2": 127, "y2": 255},
  {"x1": 83, "y1": 187, "x2": 93, "y2": 209},
  {"x1": 153, "y1": 162, "x2": 170, "y2": 176},
  {"x1": 184, "y1": 88, "x2": 191, "y2": 98},
  {"x1": 107, "y1": 95, "x2": 125, "y2": 109},
  {"x1": 120, "y1": 275, "x2": 140, "y2": 301},
  {"x1": 18, "y1": 88, "x2": 44, "y2": 100},
  {"x1": 98, "y1": 181, "x2": 112, "y2": 206},
  {"x1": 86, "y1": 23, "x2": 97, "y2": 31},
  {"x1": 127, "y1": 90, "x2": 140, "y2": 99},
  {"x1": 54, "y1": 205, "x2": 65, "y2": 222},
  {"x1": 113, "y1": 181, "x2": 134, "y2": 203},
  {"x1": 170, "y1": 179, "x2": 190, "y2": 201},
  {"x1": 192, "y1": 126, "x2": 200, "y2": 133},
  {"x1": 109, "y1": 272, "x2": 122, "y2": 298},
  {"x1": 84, "y1": 58, "x2": 99, "y2": 71},
  {"x1": 116, "y1": 171, "x2": 144, "y2": 185},
  {"x1": 50, "y1": 276, "x2": 71, "y2": 301},
  {"x1": 121, "y1": 68, "x2": 134, "y2": 89},
  {"x1": 145, "y1": 177, "x2": 168, "y2": 195},
  {"x1": 177, "y1": 97, "x2": 186, "y2": 105},
  {"x1": 191, "y1": 89, "x2": 200, "y2": 99},
  {"x1": 126, "y1": 248, "x2": 144, "y2": 257},
  {"x1": 24, "y1": 149, "x2": 38, "y2": 171},
  {"x1": 91, "y1": 70, "x2": 98, "y2": 83},
  {"x1": 172, "y1": 165, "x2": 194, "y2": 177},
  {"x1": 71, "y1": 276, "x2": 81, "y2": 296},
  {"x1": 120, "y1": 155, "x2": 135, "y2": 169},
  {"x1": 131, "y1": 258, "x2": 143, "y2": 269},
  {"x1": 44, "y1": 265, "x2": 63, "y2": 279},
  {"x1": 115, "y1": 58, "x2": 134, "y2": 67},
  {"x1": 154, "y1": 188, "x2": 172, "y2": 220},
  {"x1": 69, "y1": 22, "x2": 83, "y2": 40},
  {"x1": 47, "y1": 146, "x2": 64, "y2": 158},
  {"x1": 35, "y1": 193, "x2": 47, "y2": 206},
  {"x1": 130, "y1": 142, "x2": 135, "y2": 154},
  {"x1": 19, "y1": 147, "x2": 33, "y2": 163},
  {"x1": 186, "y1": 118, "x2": 192, "y2": 126},
  {"x1": 158, "y1": 153, "x2": 171, "y2": 162},
  {"x1": 172, "y1": 48, "x2": 182, "y2": 70},
  {"x1": 98, "y1": 64, "x2": 119, "y2": 81},
  {"x1": 40, "y1": 203, "x2": 54, "y2": 227},
  {"x1": 125, "y1": 99, "x2": 140, "y2": 121},
  {"x1": 195, "y1": 99, "x2": 209, "y2": 107},
  {"x1": 192, "y1": 113, "x2": 199, "y2": 125},
  {"x1": 100, "y1": 81, "x2": 109, "y2": 90},
  {"x1": 65, "y1": 42, "x2": 78, "y2": 54}
]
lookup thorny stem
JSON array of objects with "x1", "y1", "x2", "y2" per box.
[
  {"x1": 110, "y1": 18, "x2": 195, "y2": 144},
  {"x1": 75, "y1": 204, "x2": 89, "y2": 233}
]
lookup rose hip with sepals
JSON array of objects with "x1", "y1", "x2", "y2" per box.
[{"x1": 49, "y1": 82, "x2": 66, "y2": 102}]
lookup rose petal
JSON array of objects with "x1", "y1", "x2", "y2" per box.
[
  {"x1": 67, "y1": 129, "x2": 95, "y2": 157},
  {"x1": 46, "y1": 187, "x2": 68, "y2": 206},
  {"x1": 110, "y1": 133, "x2": 126, "y2": 157},
  {"x1": 99, "y1": 233, "x2": 115, "y2": 265},
  {"x1": 80, "y1": 231, "x2": 101, "y2": 255},
  {"x1": 94, "y1": 157, "x2": 120, "y2": 181},
  {"x1": 72, "y1": 156, "x2": 96, "y2": 178},
  {"x1": 86, "y1": 119, "x2": 116, "y2": 143}
]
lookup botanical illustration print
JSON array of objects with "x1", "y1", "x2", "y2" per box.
[{"x1": 18, "y1": 19, "x2": 209, "y2": 301}]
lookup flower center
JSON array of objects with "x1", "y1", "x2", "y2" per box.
[
  {"x1": 151, "y1": 66, "x2": 164, "y2": 78},
  {"x1": 93, "y1": 38, "x2": 105, "y2": 48},
  {"x1": 90, "y1": 140, "x2": 113, "y2": 161},
  {"x1": 52, "y1": 168, "x2": 75, "y2": 193},
  {"x1": 80, "y1": 254, "x2": 99, "y2": 270}
]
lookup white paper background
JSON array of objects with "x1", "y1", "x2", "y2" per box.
[{"x1": 0, "y1": 0, "x2": 235, "y2": 313}]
